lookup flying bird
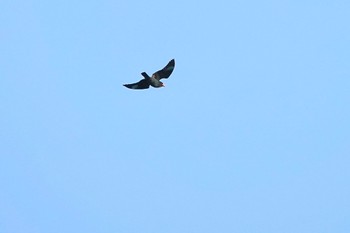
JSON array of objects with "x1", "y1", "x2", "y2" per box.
[{"x1": 123, "y1": 59, "x2": 175, "y2": 90}]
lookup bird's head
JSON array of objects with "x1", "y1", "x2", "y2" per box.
[{"x1": 160, "y1": 82, "x2": 165, "y2": 87}]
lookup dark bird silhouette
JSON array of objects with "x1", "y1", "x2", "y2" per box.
[{"x1": 123, "y1": 59, "x2": 175, "y2": 90}]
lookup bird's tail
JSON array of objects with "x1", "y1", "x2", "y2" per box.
[{"x1": 141, "y1": 72, "x2": 150, "y2": 79}]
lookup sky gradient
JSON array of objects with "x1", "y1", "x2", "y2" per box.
[{"x1": 1, "y1": 0, "x2": 350, "y2": 232}]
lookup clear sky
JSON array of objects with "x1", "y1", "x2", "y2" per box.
[{"x1": 1, "y1": 0, "x2": 349, "y2": 232}]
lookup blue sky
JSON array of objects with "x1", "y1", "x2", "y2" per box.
[{"x1": 1, "y1": 0, "x2": 350, "y2": 232}]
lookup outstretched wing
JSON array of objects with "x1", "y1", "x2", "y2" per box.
[
  {"x1": 152, "y1": 59, "x2": 175, "y2": 80},
  {"x1": 123, "y1": 79, "x2": 150, "y2": 89}
]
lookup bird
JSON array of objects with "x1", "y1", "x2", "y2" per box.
[{"x1": 123, "y1": 59, "x2": 175, "y2": 90}]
